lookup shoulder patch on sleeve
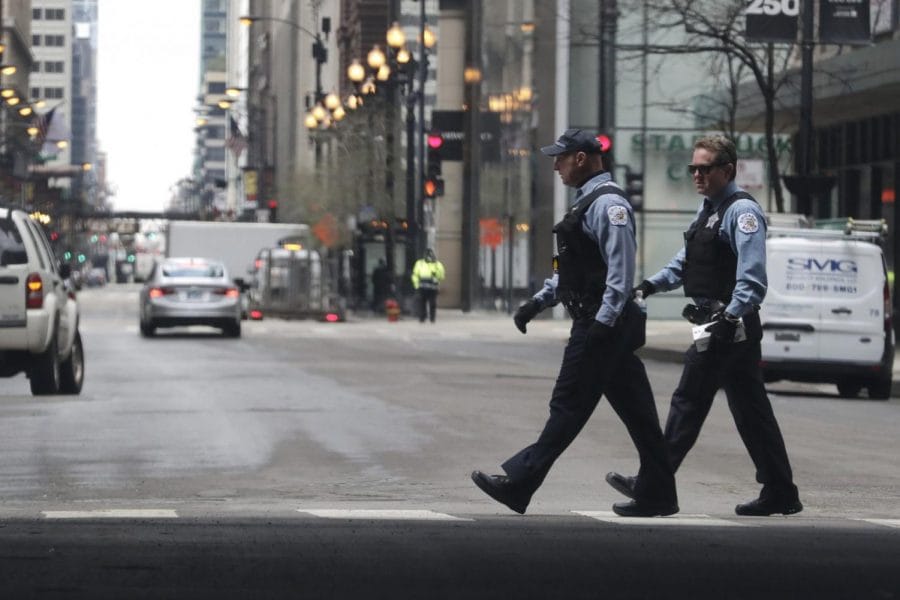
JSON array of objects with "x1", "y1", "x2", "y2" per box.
[
  {"x1": 607, "y1": 205, "x2": 628, "y2": 226},
  {"x1": 737, "y1": 212, "x2": 760, "y2": 234}
]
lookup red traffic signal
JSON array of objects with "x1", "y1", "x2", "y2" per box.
[
  {"x1": 268, "y1": 199, "x2": 278, "y2": 209},
  {"x1": 596, "y1": 134, "x2": 612, "y2": 153},
  {"x1": 427, "y1": 131, "x2": 444, "y2": 150}
]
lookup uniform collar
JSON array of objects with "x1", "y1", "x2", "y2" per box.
[
  {"x1": 707, "y1": 180, "x2": 739, "y2": 210},
  {"x1": 574, "y1": 171, "x2": 611, "y2": 202}
]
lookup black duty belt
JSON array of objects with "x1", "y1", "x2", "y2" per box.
[{"x1": 560, "y1": 293, "x2": 601, "y2": 321}]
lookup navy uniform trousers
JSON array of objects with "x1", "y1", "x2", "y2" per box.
[
  {"x1": 664, "y1": 336, "x2": 799, "y2": 502},
  {"x1": 502, "y1": 301, "x2": 677, "y2": 505}
]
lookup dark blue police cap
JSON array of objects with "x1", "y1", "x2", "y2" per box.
[{"x1": 540, "y1": 128, "x2": 603, "y2": 156}]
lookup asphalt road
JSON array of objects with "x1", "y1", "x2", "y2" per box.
[{"x1": 0, "y1": 285, "x2": 898, "y2": 598}]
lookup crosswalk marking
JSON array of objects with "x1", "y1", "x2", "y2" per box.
[
  {"x1": 42, "y1": 509, "x2": 178, "y2": 519},
  {"x1": 857, "y1": 519, "x2": 900, "y2": 529},
  {"x1": 298, "y1": 509, "x2": 471, "y2": 521},
  {"x1": 573, "y1": 510, "x2": 748, "y2": 527}
]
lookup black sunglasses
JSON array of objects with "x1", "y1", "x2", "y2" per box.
[{"x1": 687, "y1": 162, "x2": 728, "y2": 176}]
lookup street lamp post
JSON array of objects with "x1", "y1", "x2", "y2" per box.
[
  {"x1": 240, "y1": 13, "x2": 332, "y2": 215},
  {"x1": 348, "y1": 22, "x2": 434, "y2": 304}
]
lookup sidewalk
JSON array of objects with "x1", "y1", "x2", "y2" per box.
[{"x1": 357, "y1": 309, "x2": 898, "y2": 397}]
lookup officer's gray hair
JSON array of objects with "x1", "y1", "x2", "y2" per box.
[{"x1": 694, "y1": 135, "x2": 737, "y2": 180}]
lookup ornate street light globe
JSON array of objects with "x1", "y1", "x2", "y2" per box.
[
  {"x1": 311, "y1": 104, "x2": 327, "y2": 122},
  {"x1": 464, "y1": 66, "x2": 482, "y2": 84},
  {"x1": 332, "y1": 106, "x2": 346, "y2": 121},
  {"x1": 346, "y1": 95, "x2": 360, "y2": 110},
  {"x1": 367, "y1": 45, "x2": 386, "y2": 69},
  {"x1": 376, "y1": 64, "x2": 391, "y2": 82},
  {"x1": 18, "y1": 106, "x2": 32, "y2": 117},
  {"x1": 27, "y1": 126, "x2": 38, "y2": 137},
  {"x1": 225, "y1": 87, "x2": 243, "y2": 98},
  {"x1": 217, "y1": 99, "x2": 233, "y2": 109},
  {"x1": 6, "y1": 96, "x2": 20, "y2": 106},
  {"x1": 422, "y1": 26, "x2": 437, "y2": 49},
  {"x1": 386, "y1": 22, "x2": 406, "y2": 49},
  {"x1": 239, "y1": 16, "x2": 256, "y2": 26},
  {"x1": 304, "y1": 113, "x2": 319, "y2": 129},
  {"x1": 347, "y1": 59, "x2": 366, "y2": 83},
  {"x1": 361, "y1": 78, "x2": 377, "y2": 96},
  {"x1": 0, "y1": 88, "x2": 15, "y2": 98},
  {"x1": 324, "y1": 92, "x2": 341, "y2": 110},
  {"x1": 396, "y1": 48, "x2": 411, "y2": 64},
  {"x1": 56, "y1": 140, "x2": 68, "y2": 149},
  {"x1": 0, "y1": 65, "x2": 17, "y2": 76}
]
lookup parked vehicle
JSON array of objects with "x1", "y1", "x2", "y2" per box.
[
  {"x1": 138, "y1": 257, "x2": 242, "y2": 337},
  {"x1": 248, "y1": 239, "x2": 346, "y2": 321},
  {"x1": 166, "y1": 221, "x2": 310, "y2": 318},
  {"x1": 760, "y1": 219, "x2": 894, "y2": 399},
  {"x1": 0, "y1": 206, "x2": 84, "y2": 395}
]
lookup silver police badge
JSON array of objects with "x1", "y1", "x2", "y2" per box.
[
  {"x1": 608, "y1": 205, "x2": 628, "y2": 226},
  {"x1": 737, "y1": 212, "x2": 760, "y2": 234}
]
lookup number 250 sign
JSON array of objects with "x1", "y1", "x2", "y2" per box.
[
  {"x1": 746, "y1": 0, "x2": 799, "y2": 17},
  {"x1": 745, "y1": 0, "x2": 799, "y2": 41}
]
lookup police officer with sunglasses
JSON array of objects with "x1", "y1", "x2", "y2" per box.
[
  {"x1": 471, "y1": 129, "x2": 677, "y2": 517},
  {"x1": 607, "y1": 135, "x2": 803, "y2": 517}
]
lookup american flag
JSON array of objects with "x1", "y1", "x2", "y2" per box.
[
  {"x1": 32, "y1": 107, "x2": 56, "y2": 144},
  {"x1": 225, "y1": 115, "x2": 247, "y2": 158}
]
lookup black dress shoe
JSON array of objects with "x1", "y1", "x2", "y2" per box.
[
  {"x1": 605, "y1": 472, "x2": 636, "y2": 499},
  {"x1": 612, "y1": 499, "x2": 679, "y2": 517},
  {"x1": 471, "y1": 470, "x2": 530, "y2": 514},
  {"x1": 735, "y1": 497, "x2": 803, "y2": 516}
]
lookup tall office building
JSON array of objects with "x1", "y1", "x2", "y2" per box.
[
  {"x1": 70, "y1": 0, "x2": 99, "y2": 205},
  {"x1": 31, "y1": 0, "x2": 73, "y2": 171},
  {"x1": 195, "y1": 0, "x2": 229, "y2": 213}
]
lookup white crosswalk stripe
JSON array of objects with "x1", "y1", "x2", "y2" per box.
[
  {"x1": 298, "y1": 509, "x2": 471, "y2": 521},
  {"x1": 573, "y1": 511, "x2": 749, "y2": 527},
  {"x1": 857, "y1": 518, "x2": 900, "y2": 529},
  {"x1": 43, "y1": 509, "x2": 178, "y2": 519}
]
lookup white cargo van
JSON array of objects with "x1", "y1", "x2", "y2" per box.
[{"x1": 760, "y1": 222, "x2": 894, "y2": 399}]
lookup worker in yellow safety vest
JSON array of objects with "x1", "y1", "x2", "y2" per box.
[{"x1": 411, "y1": 248, "x2": 446, "y2": 323}]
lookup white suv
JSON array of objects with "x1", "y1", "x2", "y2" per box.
[{"x1": 0, "y1": 206, "x2": 84, "y2": 395}]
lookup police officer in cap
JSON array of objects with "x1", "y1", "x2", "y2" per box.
[
  {"x1": 606, "y1": 135, "x2": 802, "y2": 516},
  {"x1": 471, "y1": 128, "x2": 677, "y2": 517}
]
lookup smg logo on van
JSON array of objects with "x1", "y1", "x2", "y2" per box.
[{"x1": 786, "y1": 258, "x2": 857, "y2": 273}]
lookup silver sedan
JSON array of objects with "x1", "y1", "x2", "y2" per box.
[{"x1": 139, "y1": 257, "x2": 242, "y2": 338}]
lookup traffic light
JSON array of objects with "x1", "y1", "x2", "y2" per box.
[
  {"x1": 426, "y1": 130, "x2": 445, "y2": 198},
  {"x1": 424, "y1": 177, "x2": 444, "y2": 199},
  {"x1": 596, "y1": 133, "x2": 613, "y2": 153},
  {"x1": 597, "y1": 132, "x2": 614, "y2": 172},
  {"x1": 625, "y1": 169, "x2": 644, "y2": 211},
  {"x1": 268, "y1": 199, "x2": 278, "y2": 222}
]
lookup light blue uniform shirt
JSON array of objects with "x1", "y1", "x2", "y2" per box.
[
  {"x1": 532, "y1": 172, "x2": 636, "y2": 326},
  {"x1": 647, "y1": 180, "x2": 768, "y2": 318}
]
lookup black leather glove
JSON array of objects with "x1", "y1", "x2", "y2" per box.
[
  {"x1": 632, "y1": 280, "x2": 656, "y2": 299},
  {"x1": 513, "y1": 299, "x2": 542, "y2": 334},
  {"x1": 706, "y1": 313, "x2": 739, "y2": 345},
  {"x1": 586, "y1": 320, "x2": 615, "y2": 351}
]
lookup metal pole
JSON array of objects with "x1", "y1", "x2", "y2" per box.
[
  {"x1": 405, "y1": 88, "x2": 417, "y2": 282},
  {"x1": 798, "y1": 0, "x2": 813, "y2": 178},
  {"x1": 638, "y1": 0, "x2": 648, "y2": 280},
  {"x1": 417, "y1": 0, "x2": 427, "y2": 257}
]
